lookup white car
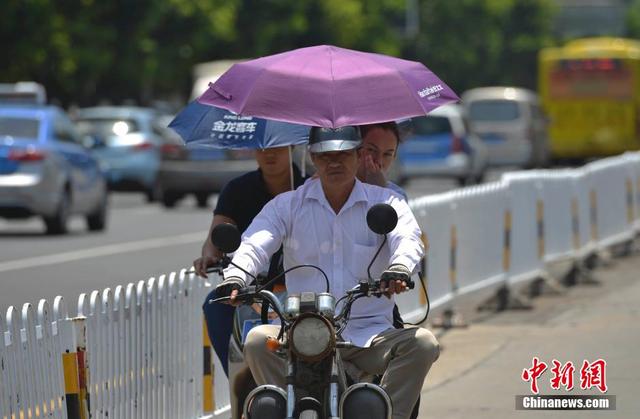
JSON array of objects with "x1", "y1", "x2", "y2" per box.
[{"x1": 462, "y1": 87, "x2": 550, "y2": 168}]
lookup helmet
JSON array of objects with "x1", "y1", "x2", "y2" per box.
[{"x1": 308, "y1": 126, "x2": 361, "y2": 153}]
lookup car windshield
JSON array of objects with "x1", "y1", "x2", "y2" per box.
[
  {"x1": 411, "y1": 115, "x2": 452, "y2": 136},
  {"x1": 0, "y1": 117, "x2": 40, "y2": 138},
  {"x1": 76, "y1": 118, "x2": 141, "y2": 137},
  {"x1": 468, "y1": 100, "x2": 521, "y2": 121}
]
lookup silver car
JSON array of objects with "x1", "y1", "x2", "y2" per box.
[
  {"x1": 462, "y1": 87, "x2": 550, "y2": 168},
  {"x1": 0, "y1": 104, "x2": 108, "y2": 234},
  {"x1": 75, "y1": 107, "x2": 166, "y2": 201},
  {"x1": 153, "y1": 114, "x2": 258, "y2": 208}
]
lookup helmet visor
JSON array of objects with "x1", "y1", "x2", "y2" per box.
[{"x1": 308, "y1": 126, "x2": 361, "y2": 153}]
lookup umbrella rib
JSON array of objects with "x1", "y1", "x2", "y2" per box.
[
  {"x1": 191, "y1": 103, "x2": 214, "y2": 143},
  {"x1": 329, "y1": 46, "x2": 337, "y2": 128},
  {"x1": 237, "y1": 62, "x2": 272, "y2": 114}
]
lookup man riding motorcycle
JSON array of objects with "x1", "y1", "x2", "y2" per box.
[{"x1": 216, "y1": 126, "x2": 440, "y2": 419}]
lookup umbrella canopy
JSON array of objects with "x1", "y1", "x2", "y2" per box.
[
  {"x1": 198, "y1": 45, "x2": 459, "y2": 129},
  {"x1": 168, "y1": 100, "x2": 309, "y2": 149}
]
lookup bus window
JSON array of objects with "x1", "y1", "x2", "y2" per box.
[{"x1": 549, "y1": 58, "x2": 632, "y2": 100}]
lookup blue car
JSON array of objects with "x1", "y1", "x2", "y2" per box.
[
  {"x1": 75, "y1": 107, "x2": 166, "y2": 201},
  {"x1": 396, "y1": 104, "x2": 488, "y2": 186},
  {"x1": 0, "y1": 104, "x2": 108, "y2": 234}
]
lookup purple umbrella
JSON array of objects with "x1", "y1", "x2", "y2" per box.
[{"x1": 198, "y1": 45, "x2": 460, "y2": 128}]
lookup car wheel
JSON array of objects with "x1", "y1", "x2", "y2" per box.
[
  {"x1": 162, "y1": 192, "x2": 180, "y2": 208},
  {"x1": 195, "y1": 193, "x2": 209, "y2": 208},
  {"x1": 44, "y1": 189, "x2": 70, "y2": 235},
  {"x1": 456, "y1": 177, "x2": 468, "y2": 187},
  {"x1": 86, "y1": 195, "x2": 108, "y2": 231},
  {"x1": 474, "y1": 172, "x2": 485, "y2": 184},
  {"x1": 144, "y1": 182, "x2": 162, "y2": 203}
]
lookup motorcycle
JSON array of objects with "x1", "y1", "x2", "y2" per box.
[{"x1": 208, "y1": 203, "x2": 415, "y2": 419}]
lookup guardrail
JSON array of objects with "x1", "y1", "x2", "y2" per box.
[{"x1": 2, "y1": 152, "x2": 639, "y2": 419}]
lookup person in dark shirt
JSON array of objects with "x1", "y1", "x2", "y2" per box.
[{"x1": 193, "y1": 146, "x2": 305, "y2": 376}]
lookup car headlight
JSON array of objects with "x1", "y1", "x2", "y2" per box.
[{"x1": 290, "y1": 313, "x2": 335, "y2": 362}]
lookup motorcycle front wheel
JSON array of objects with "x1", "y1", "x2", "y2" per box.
[{"x1": 247, "y1": 391, "x2": 286, "y2": 419}]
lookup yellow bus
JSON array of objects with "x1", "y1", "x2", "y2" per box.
[{"x1": 538, "y1": 37, "x2": 640, "y2": 160}]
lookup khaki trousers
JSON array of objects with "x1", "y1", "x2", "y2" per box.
[{"x1": 244, "y1": 325, "x2": 440, "y2": 419}]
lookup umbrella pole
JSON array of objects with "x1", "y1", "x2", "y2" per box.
[
  {"x1": 300, "y1": 147, "x2": 307, "y2": 179},
  {"x1": 289, "y1": 146, "x2": 294, "y2": 191}
]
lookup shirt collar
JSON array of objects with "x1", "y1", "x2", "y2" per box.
[{"x1": 305, "y1": 177, "x2": 368, "y2": 213}]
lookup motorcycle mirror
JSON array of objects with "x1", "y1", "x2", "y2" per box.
[
  {"x1": 211, "y1": 223, "x2": 241, "y2": 253},
  {"x1": 366, "y1": 203, "x2": 398, "y2": 235}
]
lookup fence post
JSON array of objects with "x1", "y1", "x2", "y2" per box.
[
  {"x1": 590, "y1": 189, "x2": 598, "y2": 242},
  {"x1": 572, "y1": 198, "x2": 580, "y2": 250},
  {"x1": 202, "y1": 316, "x2": 214, "y2": 414},
  {"x1": 626, "y1": 178, "x2": 634, "y2": 224},
  {"x1": 61, "y1": 316, "x2": 89, "y2": 419},
  {"x1": 503, "y1": 210, "x2": 512, "y2": 272},
  {"x1": 449, "y1": 225, "x2": 457, "y2": 291},
  {"x1": 537, "y1": 199, "x2": 545, "y2": 259}
]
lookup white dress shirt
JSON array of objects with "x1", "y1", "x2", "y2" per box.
[{"x1": 224, "y1": 178, "x2": 424, "y2": 347}]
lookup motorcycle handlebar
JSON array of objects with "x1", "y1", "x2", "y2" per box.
[{"x1": 210, "y1": 287, "x2": 287, "y2": 322}]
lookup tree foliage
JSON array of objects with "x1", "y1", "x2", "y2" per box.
[
  {"x1": 0, "y1": 0, "x2": 557, "y2": 106},
  {"x1": 407, "y1": 0, "x2": 557, "y2": 93}
]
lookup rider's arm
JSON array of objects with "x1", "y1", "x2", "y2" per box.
[
  {"x1": 386, "y1": 194, "x2": 424, "y2": 273},
  {"x1": 223, "y1": 196, "x2": 289, "y2": 285}
]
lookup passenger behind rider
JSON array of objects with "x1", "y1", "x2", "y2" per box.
[
  {"x1": 357, "y1": 122, "x2": 407, "y2": 200},
  {"x1": 217, "y1": 126, "x2": 439, "y2": 419},
  {"x1": 193, "y1": 146, "x2": 306, "y2": 376}
]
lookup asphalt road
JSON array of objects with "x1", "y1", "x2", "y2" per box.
[
  {"x1": 418, "y1": 250, "x2": 640, "y2": 418},
  {"x1": 0, "y1": 174, "x2": 498, "y2": 313}
]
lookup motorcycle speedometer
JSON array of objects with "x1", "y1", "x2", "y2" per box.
[{"x1": 284, "y1": 294, "x2": 301, "y2": 319}]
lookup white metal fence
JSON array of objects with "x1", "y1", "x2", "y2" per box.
[{"x1": 2, "y1": 152, "x2": 639, "y2": 419}]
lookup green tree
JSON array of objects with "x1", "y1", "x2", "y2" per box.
[
  {"x1": 0, "y1": 0, "x2": 556, "y2": 105},
  {"x1": 407, "y1": 0, "x2": 556, "y2": 93},
  {"x1": 626, "y1": 0, "x2": 640, "y2": 38}
]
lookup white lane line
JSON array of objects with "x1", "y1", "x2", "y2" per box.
[{"x1": 0, "y1": 232, "x2": 203, "y2": 273}]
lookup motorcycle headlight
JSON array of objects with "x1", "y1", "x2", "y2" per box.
[{"x1": 290, "y1": 313, "x2": 335, "y2": 362}]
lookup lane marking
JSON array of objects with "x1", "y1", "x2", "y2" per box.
[{"x1": 0, "y1": 232, "x2": 203, "y2": 273}]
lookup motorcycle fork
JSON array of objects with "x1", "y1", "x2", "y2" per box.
[
  {"x1": 286, "y1": 357, "x2": 296, "y2": 419},
  {"x1": 328, "y1": 353, "x2": 342, "y2": 419}
]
